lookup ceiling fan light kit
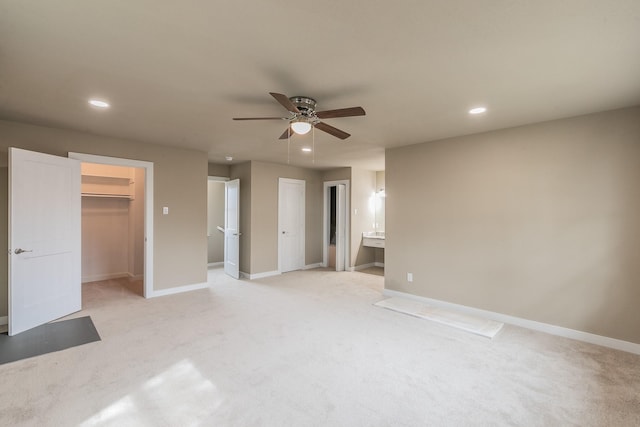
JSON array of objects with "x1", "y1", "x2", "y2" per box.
[
  {"x1": 291, "y1": 119, "x2": 312, "y2": 135},
  {"x1": 233, "y1": 92, "x2": 366, "y2": 140}
]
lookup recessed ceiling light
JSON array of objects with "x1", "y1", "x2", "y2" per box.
[
  {"x1": 469, "y1": 107, "x2": 487, "y2": 115},
  {"x1": 89, "y1": 99, "x2": 110, "y2": 108},
  {"x1": 301, "y1": 147, "x2": 312, "y2": 152},
  {"x1": 225, "y1": 156, "x2": 233, "y2": 161}
]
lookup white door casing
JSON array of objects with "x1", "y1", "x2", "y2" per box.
[
  {"x1": 322, "y1": 180, "x2": 350, "y2": 270},
  {"x1": 278, "y1": 178, "x2": 305, "y2": 273},
  {"x1": 335, "y1": 184, "x2": 346, "y2": 271},
  {"x1": 8, "y1": 148, "x2": 81, "y2": 335},
  {"x1": 69, "y1": 152, "x2": 154, "y2": 298},
  {"x1": 224, "y1": 179, "x2": 240, "y2": 279}
]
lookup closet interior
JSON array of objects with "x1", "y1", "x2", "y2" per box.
[{"x1": 81, "y1": 162, "x2": 145, "y2": 296}]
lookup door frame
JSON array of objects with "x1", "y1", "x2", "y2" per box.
[
  {"x1": 69, "y1": 152, "x2": 154, "y2": 298},
  {"x1": 223, "y1": 178, "x2": 241, "y2": 279},
  {"x1": 207, "y1": 176, "x2": 229, "y2": 268},
  {"x1": 323, "y1": 180, "x2": 350, "y2": 269},
  {"x1": 278, "y1": 178, "x2": 305, "y2": 273}
]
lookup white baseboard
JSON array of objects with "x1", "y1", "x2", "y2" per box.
[
  {"x1": 246, "y1": 270, "x2": 281, "y2": 280},
  {"x1": 349, "y1": 262, "x2": 376, "y2": 272},
  {"x1": 303, "y1": 263, "x2": 322, "y2": 270},
  {"x1": 208, "y1": 262, "x2": 223, "y2": 268},
  {"x1": 0, "y1": 316, "x2": 7, "y2": 326},
  {"x1": 82, "y1": 272, "x2": 129, "y2": 283},
  {"x1": 383, "y1": 289, "x2": 640, "y2": 356},
  {"x1": 128, "y1": 273, "x2": 144, "y2": 281},
  {"x1": 374, "y1": 262, "x2": 385, "y2": 268},
  {"x1": 149, "y1": 281, "x2": 209, "y2": 298}
]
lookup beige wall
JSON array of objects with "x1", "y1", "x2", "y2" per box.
[
  {"x1": 376, "y1": 171, "x2": 385, "y2": 192},
  {"x1": 82, "y1": 197, "x2": 130, "y2": 281},
  {"x1": 322, "y1": 167, "x2": 351, "y2": 182},
  {"x1": 386, "y1": 106, "x2": 640, "y2": 344},
  {"x1": 207, "y1": 180, "x2": 225, "y2": 263},
  {"x1": 230, "y1": 160, "x2": 324, "y2": 275},
  {"x1": 249, "y1": 161, "x2": 323, "y2": 274},
  {"x1": 0, "y1": 119, "x2": 208, "y2": 318},
  {"x1": 208, "y1": 163, "x2": 230, "y2": 178},
  {"x1": 350, "y1": 168, "x2": 377, "y2": 267}
]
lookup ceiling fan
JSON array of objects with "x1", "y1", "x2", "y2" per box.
[{"x1": 233, "y1": 92, "x2": 366, "y2": 140}]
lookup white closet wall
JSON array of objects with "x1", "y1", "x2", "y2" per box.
[{"x1": 81, "y1": 163, "x2": 144, "y2": 283}]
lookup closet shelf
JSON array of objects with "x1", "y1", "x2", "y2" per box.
[
  {"x1": 82, "y1": 174, "x2": 131, "y2": 182},
  {"x1": 82, "y1": 192, "x2": 134, "y2": 200}
]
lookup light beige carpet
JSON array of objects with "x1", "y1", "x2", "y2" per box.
[
  {"x1": 374, "y1": 296, "x2": 504, "y2": 338},
  {"x1": 1, "y1": 268, "x2": 639, "y2": 426}
]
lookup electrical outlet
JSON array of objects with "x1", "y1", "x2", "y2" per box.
[{"x1": 407, "y1": 272, "x2": 413, "y2": 282}]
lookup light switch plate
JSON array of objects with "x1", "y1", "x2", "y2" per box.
[{"x1": 163, "y1": 207, "x2": 169, "y2": 215}]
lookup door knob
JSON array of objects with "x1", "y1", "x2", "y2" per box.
[{"x1": 14, "y1": 248, "x2": 33, "y2": 254}]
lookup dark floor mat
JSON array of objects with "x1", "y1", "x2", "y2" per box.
[{"x1": 0, "y1": 316, "x2": 101, "y2": 365}]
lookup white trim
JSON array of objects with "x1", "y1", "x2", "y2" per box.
[
  {"x1": 149, "y1": 282, "x2": 209, "y2": 298},
  {"x1": 128, "y1": 273, "x2": 144, "y2": 281},
  {"x1": 374, "y1": 262, "x2": 385, "y2": 268},
  {"x1": 69, "y1": 152, "x2": 154, "y2": 299},
  {"x1": 349, "y1": 262, "x2": 376, "y2": 272},
  {"x1": 82, "y1": 272, "x2": 129, "y2": 283},
  {"x1": 323, "y1": 180, "x2": 351, "y2": 271},
  {"x1": 247, "y1": 270, "x2": 281, "y2": 280},
  {"x1": 0, "y1": 316, "x2": 7, "y2": 326},
  {"x1": 208, "y1": 262, "x2": 224, "y2": 267},
  {"x1": 240, "y1": 271, "x2": 250, "y2": 279},
  {"x1": 383, "y1": 289, "x2": 640, "y2": 356},
  {"x1": 303, "y1": 263, "x2": 322, "y2": 270},
  {"x1": 208, "y1": 176, "x2": 230, "y2": 182}
]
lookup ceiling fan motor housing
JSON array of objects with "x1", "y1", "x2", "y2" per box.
[{"x1": 290, "y1": 96, "x2": 317, "y2": 117}]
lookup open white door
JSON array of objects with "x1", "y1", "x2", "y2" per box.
[
  {"x1": 224, "y1": 179, "x2": 240, "y2": 279},
  {"x1": 8, "y1": 148, "x2": 81, "y2": 336},
  {"x1": 335, "y1": 184, "x2": 346, "y2": 271}
]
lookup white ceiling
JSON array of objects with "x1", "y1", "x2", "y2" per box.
[{"x1": 1, "y1": 1, "x2": 639, "y2": 170}]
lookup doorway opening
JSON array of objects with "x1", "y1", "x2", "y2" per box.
[
  {"x1": 207, "y1": 177, "x2": 227, "y2": 268},
  {"x1": 69, "y1": 153, "x2": 154, "y2": 298},
  {"x1": 80, "y1": 162, "x2": 145, "y2": 297},
  {"x1": 208, "y1": 176, "x2": 241, "y2": 280},
  {"x1": 323, "y1": 180, "x2": 349, "y2": 271}
]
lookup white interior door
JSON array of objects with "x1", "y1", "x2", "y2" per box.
[
  {"x1": 9, "y1": 147, "x2": 81, "y2": 336},
  {"x1": 224, "y1": 179, "x2": 240, "y2": 279},
  {"x1": 279, "y1": 178, "x2": 305, "y2": 273},
  {"x1": 335, "y1": 184, "x2": 346, "y2": 271}
]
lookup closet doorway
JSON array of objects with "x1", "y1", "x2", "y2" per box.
[{"x1": 70, "y1": 153, "x2": 154, "y2": 298}]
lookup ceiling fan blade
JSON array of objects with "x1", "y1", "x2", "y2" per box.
[
  {"x1": 233, "y1": 117, "x2": 285, "y2": 120},
  {"x1": 278, "y1": 127, "x2": 292, "y2": 140},
  {"x1": 315, "y1": 122, "x2": 351, "y2": 140},
  {"x1": 315, "y1": 106, "x2": 366, "y2": 119},
  {"x1": 270, "y1": 92, "x2": 300, "y2": 113}
]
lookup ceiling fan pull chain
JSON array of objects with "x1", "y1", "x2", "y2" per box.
[
  {"x1": 312, "y1": 125, "x2": 315, "y2": 165},
  {"x1": 287, "y1": 128, "x2": 291, "y2": 164}
]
